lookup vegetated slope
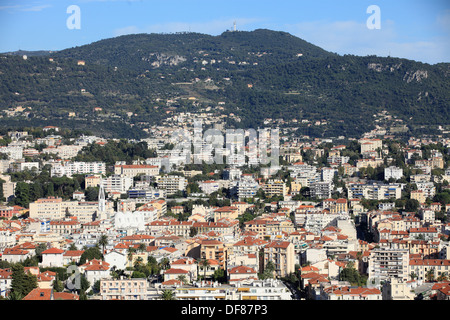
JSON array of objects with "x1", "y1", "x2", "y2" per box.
[
  {"x1": 0, "y1": 29, "x2": 448, "y2": 138},
  {"x1": 54, "y1": 29, "x2": 334, "y2": 71}
]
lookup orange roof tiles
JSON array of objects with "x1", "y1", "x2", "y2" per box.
[
  {"x1": 228, "y1": 265, "x2": 257, "y2": 274},
  {"x1": 42, "y1": 248, "x2": 65, "y2": 255},
  {"x1": 23, "y1": 288, "x2": 79, "y2": 300},
  {"x1": 164, "y1": 268, "x2": 189, "y2": 274},
  {"x1": 63, "y1": 250, "x2": 84, "y2": 257}
]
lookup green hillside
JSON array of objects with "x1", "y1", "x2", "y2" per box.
[{"x1": 0, "y1": 29, "x2": 448, "y2": 138}]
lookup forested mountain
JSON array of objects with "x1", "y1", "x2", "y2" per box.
[
  {"x1": 0, "y1": 29, "x2": 448, "y2": 138},
  {"x1": 54, "y1": 29, "x2": 334, "y2": 71}
]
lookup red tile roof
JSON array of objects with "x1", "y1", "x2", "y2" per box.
[
  {"x1": 164, "y1": 268, "x2": 189, "y2": 274},
  {"x1": 409, "y1": 259, "x2": 450, "y2": 266},
  {"x1": 228, "y1": 265, "x2": 257, "y2": 274},
  {"x1": 42, "y1": 248, "x2": 65, "y2": 255},
  {"x1": 22, "y1": 288, "x2": 79, "y2": 300},
  {"x1": 63, "y1": 250, "x2": 84, "y2": 257}
]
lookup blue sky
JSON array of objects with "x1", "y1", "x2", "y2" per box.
[{"x1": 0, "y1": 0, "x2": 449, "y2": 64}]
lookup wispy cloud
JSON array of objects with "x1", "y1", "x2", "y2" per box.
[
  {"x1": 0, "y1": 3, "x2": 52, "y2": 12},
  {"x1": 285, "y1": 19, "x2": 449, "y2": 64},
  {"x1": 21, "y1": 4, "x2": 52, "y2": 12},
  {"x1": 0, "y1": 5, "x2": 22, "y2": 11}
]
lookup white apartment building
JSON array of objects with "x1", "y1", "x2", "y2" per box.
[
  {"x1": 237, "y1": 178, "x2": 259, "y2": 200},
  {"x1": 321, "y1": 167, "x2": 337, "y2": 183},
  {"x1": 0, "y1": 146, "x2": 23, "y2": 160},
  {"x1": 100, "y1": 278, "x2": 149, "y2": 300},
  {"x1": 300, "y1": 211, "x2": 343, "y2": 234},
  {"x1": 223, "y1": 167, "x2": 242, "y2": 180},
  {"x1": 42, "y1": 145, "x2": 83, "y2": 159},
  {"x1": 327, "y1": 155, "x2": 349, "y2": 166},
  {"x1": 347, "y1": 183, "x2": 402, "y2": 200},
  {"x1": 384, "y1": 166, "x2": 403, "y2": 180},
  {"x1": 296, "y1": 173, "x2": 321, "y2": 188},
  {"x1": 103, "y1": 174, "x2": 133, "y2": 194},
  {"x1": 19, "y1": 162, "x2": 40, "y2": 171},
  {"x1": 144, "y1": 157, "x2": 163, "y2": 167},
  {"x1": 36, "y1": 134, "x2": 61, "y2": 146},
  {"x1": 51, "y1": 161, "x2": 106, "y2": 177},
  {"x1": 415, "y1": 182, "x2": 436, "y2": 199},
  {"x1": 368, "y1": 249, "x2": 409, "y2": 283},
  {"x1": 114, "y1": 164, "x2": 159, "y2": 178},
  {"x1": 310, "y1": 181, "x2": 332, "y2": 199},
  {"x1": 0, "y1": 229, "x2": 15, "y2": 250},
  {"x1": 156, "y1": 175, "x2": 188, "y2": 195},
  {"x1": 359, "y1": 138, "x2": 382, "y2": 154},
  {"x1": 419, "y1": 209, "x2": 435, "y2": 224},
  {"x1": 198, "y1": 180, "x2": 220, "y2": 195},
  {"x1": 174, "y1": 279, "x2": 292, "y2": 300},
  {"x1": 127, "y1": 187, "x2": 166, "y2": 200},
  {"x1": 288, "y1": 162, "x2": 317, "y2": 179}
]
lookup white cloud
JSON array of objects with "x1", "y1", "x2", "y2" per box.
[{"x1": 285, "y1": 19, "x2": 449, "y2": 64}]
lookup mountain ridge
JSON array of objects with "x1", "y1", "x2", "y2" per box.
[{"x1": 0, "y1": 29, "x2": 448, "y2": 139}]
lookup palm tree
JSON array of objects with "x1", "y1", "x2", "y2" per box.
[
  {"x1": 410, "y1": 271, "x2": 418, "y2": 281},
  {"x1": 110, "y1": 267, "x2": 126, "y2": 280},
  {"x1": 134, "y1": 257, "x2": 144, "y2": 268},
  {"x1": 138, "y1": 243, "x2": 146, "y2": 253},
  {"x1": 425, "y1": 268, "x2": 435, "y2": 282},
  {"x1": 159, "y1": 257, "x2": 170, "y2": 270},
  {"x1": 148, "y1": 256, "x2": 160, "y2": 275},
  {"x1": 127, "y1": 247, "x2": 136, "y2": 268},
  {"x1": 177, "y1": 275, "x2": 188, "y2": 284},
  {"x1": 160, "y1": 289, "x2": 176, "y2": 300},
  {"x1": 98, "y1": 234, "x2": 108, "y2": 259},
  {"x1": 199, "y1": 259, "x2": 210, "y2": 280},
  {"x1": 437, "y1": 272, "x2": 448, "y2": 282}
]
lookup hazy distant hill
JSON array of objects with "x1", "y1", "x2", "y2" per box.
[{"x1": 0, "y1": 29, "x2": 448, "y2": 138}]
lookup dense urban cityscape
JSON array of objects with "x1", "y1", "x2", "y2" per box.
[
  {"x1": 0, "y1": 115, "x2": 449, "y2": 301},
  {"x1": 0, "y1": 1, "x2": 449, "y2": 310}
]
